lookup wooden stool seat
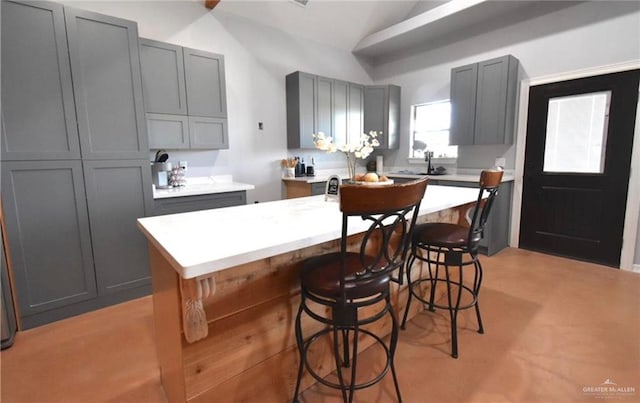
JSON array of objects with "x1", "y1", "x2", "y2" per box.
[
  {"x1": 401, "y1": 170, "x2": 503, "y2": 359},
  {"x1": 301, "y1": 252, "x2": 390, "y2": 300},
  {"x1": 413, "y1": 222, "x2": 469, "y2": 249},
  {"x1": 292, "y1": 177, "x2": 428, "y2": 403}
]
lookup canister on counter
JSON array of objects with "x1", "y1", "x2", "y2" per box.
[{"x1": 376, "y1": 155, "x2": 384, "y2": 175}]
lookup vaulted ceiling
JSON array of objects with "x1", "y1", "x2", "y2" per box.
[
  {"x1": 215, "y1": 0, "x2": 428, "y2": 50},
  {"x1": 213, "y1": 0, "x2": 585, "y2": 64}
]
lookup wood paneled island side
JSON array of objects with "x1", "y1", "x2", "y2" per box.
[{"x1": 137, "y1": 185, "x2": 479, "y2": 402}]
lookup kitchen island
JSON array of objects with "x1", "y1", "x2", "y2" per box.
[{"x1": 137, "y1": 185, "x2": 479, "y2": 402}]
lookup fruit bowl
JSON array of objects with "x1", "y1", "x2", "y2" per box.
[{"x1": 346, "y1": 179, "x2": 395, "y2": 186}]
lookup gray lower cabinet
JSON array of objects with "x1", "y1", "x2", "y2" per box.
[
  {"x1": 1, "y1": 0, "x2": 80, "y2": 161},
  {"x1": 154, "y1": 192, "x2": 247, "y2": 215},
  {"x1": 364, "y1": 85, "x2": 400, "y2": 149},
  {"x1": 450, "y1": 55, "x2": 519, "y2": 145},
  {"x1": 434, "y1": 179, "x2": 513, "y2": 256},
  {"x1": 1, "y1": 159, "x2": 155, "y2": 328},
  {"x1": 139, "y1": 39, "x2": 187, "y2": 115},
  {"x1": 65, "y1": 7, "x2": 148, "y2": 160},
  {"x1": 310, "y1": 182, "x2": 327, "y2": 196},
  {"x1": 83, "y1": 160, "x2": 154, "y2": 295},
  {"x1": 387, "y1": 176, "x2": 513, "y2": 256},
  {"x1": 1, "y1": 161, "x2": 97, "y2": 324}
]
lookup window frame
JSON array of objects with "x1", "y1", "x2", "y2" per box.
[{"x1": 408, "y1": 100, "x2": 457, "y2": 164}]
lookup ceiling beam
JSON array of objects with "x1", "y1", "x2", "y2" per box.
[{"x1": 204, "y1": 0, "x2": 220, "y2": 10}]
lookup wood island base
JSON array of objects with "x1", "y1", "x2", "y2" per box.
[{"x1": 148, "y1": 204, "x2": 471, "y2": 402}]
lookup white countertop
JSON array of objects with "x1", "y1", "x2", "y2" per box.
[
  {"x1": 137, "y1": 185, "x2": 479, "y2": 279},
  {"x1": 281, "y1": 171, "x2": 349, "y2": 184},
  {"x1": 153, "y1": 175, "x2": 254, "y2": 199},
  {"x1": 283, "y1": 169, "x2": 514, "y2": 184},
  {"x1": 388, "y1": 170, "x2": 515, "y2": 183}
]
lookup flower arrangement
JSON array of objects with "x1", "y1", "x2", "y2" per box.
[{"x1": 312, "y1": 131, "x2": 380, "y2": 180}]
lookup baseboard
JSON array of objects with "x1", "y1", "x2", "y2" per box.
[{"x1": 633, "y1": 264, "x2": 640, "y2": 274}]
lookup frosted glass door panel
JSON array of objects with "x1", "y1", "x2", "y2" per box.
[{"x1": 543, "y1": 92, "x2": 610, "y2": 173}]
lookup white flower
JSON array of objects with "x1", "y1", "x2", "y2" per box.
[
  {"x1": 312, "y1": 132, "x2": 337, "y2": 152},
  {"x1": 313, "y1": 131, "x2": 380, "y2": 157},
  {"x1": 312, "y1": 130, "x2": 381, "y2": 178}
]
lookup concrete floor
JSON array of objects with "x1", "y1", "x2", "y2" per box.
[{"x1": 2, "y1": 248, "x2": 639, "y2": 402}]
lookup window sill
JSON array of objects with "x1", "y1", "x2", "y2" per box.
[{"x1": 408, "y1": 157, "x2": 457, "y2": 165}]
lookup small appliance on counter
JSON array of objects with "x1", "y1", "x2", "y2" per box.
[
  {"x1": 306, "y1": 157, "x2": 315, "y2": 176},
  {"x1": 169, "y1": 164, "x2": 186, "y2": 187},
  {"x1": 152, "y1": 162, "x2": 172, "y2": 189},
  {"x1": 151, "y1": 150, "x2": 172, "y2": 189}
]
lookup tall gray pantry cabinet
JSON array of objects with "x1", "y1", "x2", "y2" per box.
[{"x1": 1, "y1": 0, "x2": 153, "y2": 328}]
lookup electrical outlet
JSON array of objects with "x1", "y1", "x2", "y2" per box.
[
  {"x1": 495, "y1": 158, "x2": 506, "y2": 168},
  {"x1": 179, "y1": 160, "x2": 188, "y2": 171}
]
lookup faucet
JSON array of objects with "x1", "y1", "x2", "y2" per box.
[{"x1": 424, "y1": 151, "x2": 434, "y2": 174}]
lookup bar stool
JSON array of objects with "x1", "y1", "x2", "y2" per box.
[
  {"x1": 401, "y1": 170, "x2": 503, "y2": 358},
  {"x1": 292, "y1": 178, "x2": 428, "y2": 403}
]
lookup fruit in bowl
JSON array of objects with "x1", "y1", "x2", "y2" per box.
[
  {"x1": 363, "y1": 172, "x2": 379, "y2": 182},
  {"x1": 352, "y1": 173, "x2": 392, "y2": 184}
]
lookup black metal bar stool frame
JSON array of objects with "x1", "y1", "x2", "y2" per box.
[
  {"x1": 292, "y1": 178, "x2": 428, "y2": 403},
  {"x1": 401, "y1": 170, "x2": 502, "y2": 359}
]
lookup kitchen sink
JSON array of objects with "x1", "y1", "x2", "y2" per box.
[{"x1": 392, "y1": 170, "x2": 447, "y2": 176}]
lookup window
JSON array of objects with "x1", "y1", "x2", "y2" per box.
[
  {"x1": 410, "y1": 101, "x2": 457, "y2": 159},
  {"x1": 543, "y1": 91, "x2": 610, "y2": 174}
]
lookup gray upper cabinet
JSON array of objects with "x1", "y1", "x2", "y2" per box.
[
  {"x1": 140, "y1": 40, "x2": 229, "y2": 150},
  {"x1": 475, "y1": 56, "x2": 519, "y2": 145},
  {"x1": 333, "y1": 80, "x2": 349, "y2": 145},
  {"x1": 450, "y1": 55, "x2": 519, "y2": 145},
  {"x1": 348, "y1": 83, "x2": 364, "y2": 143},
  {"x1": 1, "y1": 0, "x2": 80, "y2": 161},
  {"x1": 65, "y1": 8, "x2": 148, "y2": 159},
  {"x1": 83, "y1": 160, "x2": 153, "y2": 296},
  {"x1": 139, "y1": 38, "x2": 187, "y2": 115},
  {"x1": 184, "y1": 48, "x2": 228, "y2": 118},
  {"x1": 450, "y1": 63, "x2": 478, "y2": 146},
  {"x1": 364, "y1": 85, "x2": 400, "y2": 149},
  {"x1": 286, "y1": 72, "x2": 317, "y2": 149},
  {"x1": 316, "y1": 76, "x2": 333, "y2": 139},
  {"x1": 188, "y1": 116, "x2": 228, "y2": 149},
  {"x1": 146, "y1": 113, "x2": 190, "y2": 149},
  {"x1": 1, "y1": 160, "x2": 97, "y2": 319},
  {"x1": 286, "y1": 71, "x2": 400, "y2": 149}
]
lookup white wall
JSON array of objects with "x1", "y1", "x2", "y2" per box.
[
  {"x1": 365, "y1": 1, "x2": 640, "y2": 266},
  {"x1": 368, "y1": 1, "x2": 640, "y2": 171},
  {"x1": 61, "y1": 1, "x2": 373, "y2": 203},
  {"x1": 61, "y1": 1, "x2": 640, "y2": 265}
]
